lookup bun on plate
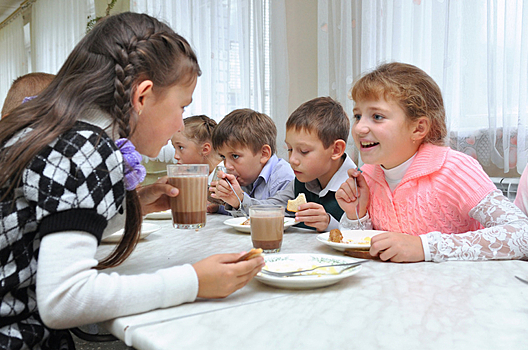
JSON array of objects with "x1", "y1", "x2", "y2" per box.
[{"x1": 287, "y1": 193, "x2": 307, "y2": 212}]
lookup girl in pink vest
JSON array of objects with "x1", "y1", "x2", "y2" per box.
[{"x1": 336, "y1": 62, "x2": 528, "y2": 262}]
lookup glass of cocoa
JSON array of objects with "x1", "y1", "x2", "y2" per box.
[
  {"x1": 249, "y1": 205, "x2": 284, "y2": 253},
  {"x1": 167, "y1": 164, "x2": 209, "y2": 229}
]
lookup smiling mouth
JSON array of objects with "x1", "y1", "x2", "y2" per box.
[{"x1": 361, "y1": 141, "x2": 379, "y2": 149}]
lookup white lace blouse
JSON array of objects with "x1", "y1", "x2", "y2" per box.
[{"x1": 340, "y1": 190, "x2": 528, "y2": 262}]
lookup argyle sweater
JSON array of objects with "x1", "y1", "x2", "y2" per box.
[
  {"x1": 361, "y1": 143, "x2": 497, "y2": 235},
  {"x1": 0, "y1": 121, "x2": 125, "y2": 350}
]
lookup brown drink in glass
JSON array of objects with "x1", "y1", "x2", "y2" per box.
[
  {"x1": 249, "y1": 205, "x2": 284, "y2": 253},
  {"x1": 167, "y1": 164, "x2": 209, "y2": 229}
]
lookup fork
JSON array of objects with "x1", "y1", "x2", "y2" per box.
[
  {"x1": 353, "y1": 176, "x2": 365, "y2": 230},
  {"x1": 260, "y1": 261, "x2": 366, "y2": 277},
  {"x1": 515, "y1": 275, "x2": 528, "y2": 285},
  {"x1": 225, "y1": 178, "x2": 249, "y2": 219}
]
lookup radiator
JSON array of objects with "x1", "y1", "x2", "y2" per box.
[{"x1": 490, "y1": 177, "x2": 519, "y2": 201}]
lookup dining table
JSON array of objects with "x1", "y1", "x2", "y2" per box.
[{"x1": 96, "y1": 213, "x2": 528, "y2": 350}]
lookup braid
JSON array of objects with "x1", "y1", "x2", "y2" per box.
[{"x1": 112, "y1": 37, "x2": 140, "y2": 138}]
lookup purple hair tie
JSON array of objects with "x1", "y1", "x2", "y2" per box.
[
  {"x1": 22, "y1": 95, "x2": 37, "y2": 104},
  {"x1": 115, "y1": 138, "x2": 146, "y2": 190}
]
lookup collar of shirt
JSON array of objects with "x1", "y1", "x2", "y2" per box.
[
  {"x1": 305, "y1": 153, "x2": 357, "y2": 197},
  {"x1": 248, "y1": 154, "x2": 279, "y2": 196},
  {"x1": 381, "y1": 153, "x2": 417, "y2": 193},
  {"x1": 79, "y1": 107, "x2": 118, "y2": 141}
]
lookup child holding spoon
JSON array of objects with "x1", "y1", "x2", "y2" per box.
[{"x1": 336, "y1": 62, "x2": 528, "y2": 262}]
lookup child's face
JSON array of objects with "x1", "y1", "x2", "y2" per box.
[
  {"x1": 131, "y1": 78, "x2": 196, "y2": 158},
  {"x1": 285, "y1": 128, "x2": 337, "y2": 186},
  {"x1": 352, "y1": 97, "x2": 419, "y2": 169},
  {"x1": 217, "y1": 144, "x2": 267, "y2": 187},
  {"x1": 171, "y1": 131, "x2": 204, "y2": 165}
]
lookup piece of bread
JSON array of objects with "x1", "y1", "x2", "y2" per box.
[
  {"x1": 236, "y1": 248, "x2": 263, "y2": 262},
  {"x1": 329, "y1": 229, "x2": 343, "y2": 243},
  {"x1": 287, "y1": 193, "x2": 307, "y2": 212}
]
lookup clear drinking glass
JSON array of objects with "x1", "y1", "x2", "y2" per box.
[
  {"x1": 249, "y1": 205, "x2": 284, "y2": 253},
  {"x1": 207, "y1": 165, "x2": 227, "y2": 205},
  {"x1": 167, "y1": 164, "x2": 209, "y2": 229}
]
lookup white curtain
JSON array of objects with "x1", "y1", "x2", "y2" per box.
[
  {"x1": 31, "y1": 0, "x2": 94, "y2": 74},
  {"x1": 319, "y1": 0, "x2": 528, "y2": 175},
  {"x1": 0, "y1": 15, "x2": 27, "y2": 113},
  {"x1": 131, "y1": 0, "x2": 289, "y2": 161}
]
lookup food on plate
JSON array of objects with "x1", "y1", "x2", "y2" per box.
[
  {"x1": 329, "y1": 229, "x2": 343, "y2": 243},
  {"x1": 287, "y1": 193, "x2": 307, "y2": 212},
  {"x1": 327, "y1": 229, "x2": 372, "y2": 245},
  {"x1": 235, "y1": 248, "x2": 264, "y2": 262},
  {"x1": 241, "y1": 219, "x2": 251, "y2": 226}
]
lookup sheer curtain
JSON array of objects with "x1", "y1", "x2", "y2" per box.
[
  {"x1": 319, "y1": 0, "x2": 528, "y2": 175},
  {"x1": 0, "y1": 15, "x2": 27, "y2": 112},
  {"x1": 131, "y1": 0, "x2": 289, "y2": 161},
  {"x1": 31, "y1": 0, "x2": 93, "y2": 74}
]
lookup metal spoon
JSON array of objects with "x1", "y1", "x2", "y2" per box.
[
  {"x1": 224, "y1": 178, "x2": 249, "y2": 219},
  {"x1": 260, "y1": 261, "x2": 366, "y2": 277}
]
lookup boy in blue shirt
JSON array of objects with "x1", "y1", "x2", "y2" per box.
[
  {"x1": 213, "y1": 97, "x2": 356, "y2": 232},
  {"x1": 210, "y1": 108, "x2": 294, "y2": 214}
]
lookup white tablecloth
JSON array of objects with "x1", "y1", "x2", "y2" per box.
[{"x1": 95, "y1": 214, "x2": 528, "y2": 350}]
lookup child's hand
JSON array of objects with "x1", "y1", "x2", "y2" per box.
[
  {"x1": 336, "y1": 169, "x2": 370, "y2": 220},
  {"x1": 294, "y1": 202, "x2": 331, "y2": 232},
  {"x1": 369, "y1": 232, "x2": 425, "y2": 262},
  {"x1": 137, "y1": 176, "x2": 179, "y2": 215},
  {"x1": 192, "y1": 252, "x2": 264, "y2": 298},
  {"x1": 214, "y1": 172, "x2": 244, "y2": 208}
]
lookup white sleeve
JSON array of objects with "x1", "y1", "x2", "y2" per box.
[
  {"x1": 36, "y1": 231, "x2": 198, "y2": 329},
  {"x1": 339, "y1": 212, "x2": 373, "y2": 230},
  {"x1": 425, "y1": 190, "x2": 528, "y2": 262}
]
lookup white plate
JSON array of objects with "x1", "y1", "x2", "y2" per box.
[
  {"x1": 254, "y1": 253, "x2": 362, "y2": 289},
  {"x1": 102, "y1": 223, "x2": 161, "y2": 243},
  {"x1": 316, "y1": 229, "x2": 385, "y2": 251},
  {"x1": 223, "y1": 217, "x2": 296, "y2": 233},
  {"x1": 144, "y1": 210, "x2": 172, "y2": 220}
]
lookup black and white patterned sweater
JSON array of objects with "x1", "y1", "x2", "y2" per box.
[{"x1": 0, "y1": 119, "x2": 126, "y2": 349}]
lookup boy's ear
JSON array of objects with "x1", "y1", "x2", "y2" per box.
[
  {"x1": 331, "y1": 139, "x2": 347, "y2": 160},
  {"x1": 132, "y1": 80, "x2": 154, "y2": 113},
  {"x1": 412, "y1": 117, "x2": 430, "y2": 142},
  {"x1": 201, "y1": 142, "x2": 212, "y2": 157},
  {"x1": 259, "y1": 144, "x2": 272, "y2": 165}
]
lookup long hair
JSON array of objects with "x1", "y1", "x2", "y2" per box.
[{"x1": 0, "y1": 12, "x2": 201, "y2": 268}]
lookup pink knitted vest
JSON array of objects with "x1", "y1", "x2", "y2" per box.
[{"x1": 362, "y1": 143, "x2": 497, "y2": 235}]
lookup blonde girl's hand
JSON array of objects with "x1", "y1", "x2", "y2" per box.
[
  {"x1": 369, "y1": 232, "x2": 425, "y2": 262},
  {"x1": 214, "y1": 172, "x2": 244, "y2": 209},
  {"x1": 192, "y1": 253, "x2": 265, "y2": 298},
  {"x1": 137, "y1": 176, "x2": 179, "y2": 215},
  {"x1": 294, "y1": 202, "x2": 331, "y2": 232},
  {"x1": 336, "y1": 169, "x2": 370, "y2": 220}
]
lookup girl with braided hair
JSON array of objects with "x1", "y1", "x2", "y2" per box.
[
  {"x1": 0, "y1": 12, "x2": 263, "y2": 350},
  {"x1": 171, "y1": 115, "x2": 223, "y2": 183}
]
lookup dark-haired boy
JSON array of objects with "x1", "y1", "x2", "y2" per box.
[
  {"x1": 215, "y1": 97, "x2": 356, "y2": 232},
  {"x1": 209, "y1": 108, "x2": 294, "y2": 214}
]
